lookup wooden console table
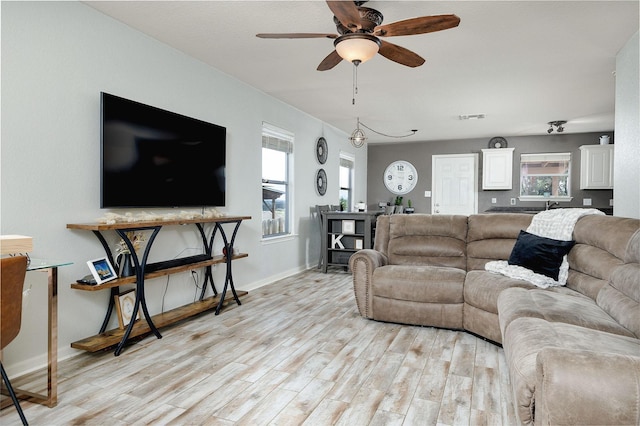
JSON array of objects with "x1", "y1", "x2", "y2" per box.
[{"x1": 67, "y1": 215, "x2": 250, "y2": 356}]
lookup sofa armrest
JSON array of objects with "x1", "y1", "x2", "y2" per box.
[
  {"x1": 349, "y1": 249, "x2": 388, "y2": 318},
  {"x1": 536, "y1": 347, "x2": 640, "y2": 425}
]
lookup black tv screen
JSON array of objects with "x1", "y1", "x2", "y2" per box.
[{"x1": 100, "y1": 92, "x2": 226, "y2": 208}]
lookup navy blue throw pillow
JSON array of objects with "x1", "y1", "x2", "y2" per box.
[{"x1": 508, "y1": 230, "x2": 576, "y2": 280}]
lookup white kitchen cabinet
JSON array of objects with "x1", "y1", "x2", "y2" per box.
[
  {"x1": 580, "y1": 144, "x2": 614, "y2": 189},
  {"x1": 482, "y1": 148, "x2": 514, "y2": 190}
]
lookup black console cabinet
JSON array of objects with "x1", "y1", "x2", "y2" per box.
[{"x1": 321, "y1": 211, "x2": 381, "y2": 273}]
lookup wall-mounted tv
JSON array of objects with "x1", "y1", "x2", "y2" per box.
[{"x1": 101, "y1": 92, "x2": 226, "y2": 208}]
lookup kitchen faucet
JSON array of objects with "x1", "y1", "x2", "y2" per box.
[{"x1": 545, "y1": 200, "x2": 559, "y2": 210}]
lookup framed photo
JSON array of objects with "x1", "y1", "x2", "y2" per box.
[
  {"x1": 355, "y1": 239, "x2": 364, "y2": 250},
  {"x1": 342, "y1": 220, "x2": 356, "y2": 234},
  {"x1": 86, "y1": 257, "x2": 118, "y2": 285},
  {"x1": 114, "y1": 289, "x2": 140, "y2": 329}
]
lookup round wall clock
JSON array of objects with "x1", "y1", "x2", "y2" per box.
[
  {"x1": 488, "y1": 136, "x2": 508, "y2": 148},
  {"x1": 316, "y1": 168, "x2": 327, "y2": 196},
  {"x1": 384, "y1": 160, "x2": 418, "y2": 195},
  {"x1": 316, "y1": 137, "x2": 328, "y2": 164}
]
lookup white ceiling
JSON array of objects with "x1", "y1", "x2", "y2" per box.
[{"x1": 85, "y1": 1, "x2": 639, "y2": 144}]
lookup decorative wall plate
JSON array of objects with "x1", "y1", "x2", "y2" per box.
[
  {"x1": 488, "y1": 137, "x2": 508, "y2": 148},
  {"x1": 316, "y1": 137, "x2": 328, "y2": 164},
  {"x1": 316, "y1": 168, "x2": 327, "y2": 196}
]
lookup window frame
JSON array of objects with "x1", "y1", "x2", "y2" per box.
[
  {"x1": 261, "y1": 123, "x2": 294, "y2": 239},
  {"x1": 339, "y1": 152, "x2": 355, "y2": 212},
  {"x1": 519, "y1": 152, "x2": 573, "y2": 202}
]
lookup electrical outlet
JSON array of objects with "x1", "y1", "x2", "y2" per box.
[
  {"x1": 510, "y1": 198, "x2": 517, "y2": 205},
  {"x1": 583, "y1": 198, "x2": 592, "y2": 206},
  {"x1": 491, "y1": 198, "x2": 497, "y2": 204},
  {"x1": 424, "y1": 191, "x2": 431, "y2": 197},
  {"x1": 610, "y1": 199, "x2": 614, "y2": 206}
]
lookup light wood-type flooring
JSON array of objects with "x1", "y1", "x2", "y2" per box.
[{"x1": 1, "y1": 268, "x2": 518, "y2": 425}]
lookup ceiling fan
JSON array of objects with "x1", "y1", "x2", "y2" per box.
[{"x1": 256, "y1": 0, "x2": 460, "y2": 71}]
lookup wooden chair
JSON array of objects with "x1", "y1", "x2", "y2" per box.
[{"x1": 1, "y1": 255, "x2": 29, "y2": 425}]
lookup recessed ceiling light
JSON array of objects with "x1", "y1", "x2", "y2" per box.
[{"x1": 459, "y1": 114, "x2": 486, "y2": 120}]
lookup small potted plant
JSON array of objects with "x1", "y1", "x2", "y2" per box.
[
  {"x1": 405, "y1": 199, "x2": 415, "y2": 214},
  {"x1": 394, "y1": 196, "x2": 404, "y2": 214}
]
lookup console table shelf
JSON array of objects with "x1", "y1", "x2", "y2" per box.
[
  {"x1": 67, "y1": 215, "x2": 250, "y2": 355},
  {"x1": 70, "y1": 253, "x2": 248, "y2": 291},
  {"x1": 70, "y1": 290, "x2": 247, "y2": 352}
]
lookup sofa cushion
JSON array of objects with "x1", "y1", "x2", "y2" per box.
[
  {"x1": 467, "y1": 213, "x2": 533, "y2": 271},
  {"x1": 372, "y1": 265, "x2": 465, "y2": 304},
  {"x1": 507, "y1": 230, "x2": 575, "y2": 280},
  {"x1": 596, "y1": 229, "x2": 640, "y2": 338},
  {"x1": 463, "y1": 270, "x2": 580, "y2": 343},
  {"x1": 497, "y1": 287, "x2": 635, "y2": 339},
  {"x1": 464, "y1": 270, "x2": 536, "y2": 315},
  {"x1": 463, "y1": 270, "x2": 539, "y2": 343},
  {"x1": 567, "y1": 215, "x2": 640, "y2": 298},
  {"x1": 387, "y1": 214, "x2": 467, "y2": 270},
  {"x1": 503, "y1": 317, "x2": 640, "y2": 425}
]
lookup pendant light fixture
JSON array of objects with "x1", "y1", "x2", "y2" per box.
[
  {"x1": 349, "y1": 118, "x2": 418, "y2": 148},
  {"x1": 349, "y1": 117, "x2": 367, "y2": 148}
]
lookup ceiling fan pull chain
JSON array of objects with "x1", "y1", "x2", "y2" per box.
[
  {"x1": 352, "y1": 62, "x2": 356, "y2": 105},
  {"x1": 352, "y1": 60, "x2": 360, "y2": 105}
]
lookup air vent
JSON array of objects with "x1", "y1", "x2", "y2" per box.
[{"x1": 459, "y1": 114, "x2": 486, "y2": 120}]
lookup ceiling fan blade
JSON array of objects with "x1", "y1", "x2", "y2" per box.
[
  {"x1": 256, "y1": 33, "x2": 338, "y2": 39},
  {"x1": 374, "y1": 14, "x2": 460, "y2": 37},
  {"x1": 326, "y1": 0, "x2": 362, "y2": 31},
  {"x1": 378, "y1": 40, "x2": 425, "y2": 68},
  {"x1": 317, "y1": 50, "x2": 343, "y2": 71}
]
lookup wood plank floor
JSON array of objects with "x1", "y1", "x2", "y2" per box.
[{"x1": 1, "y1": 269, "x2": 518, "y2": 425}]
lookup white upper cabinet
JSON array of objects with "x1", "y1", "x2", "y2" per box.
[
  {"x1": 482, "y1": 148, "x2": 514, "y2": 190},
  {"x1": 580, "y1": 145, "x2": 614, "y2": 189}
]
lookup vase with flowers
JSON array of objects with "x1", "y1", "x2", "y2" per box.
[{"x1": 115, "y1": 231, "x2": 145, "y2": 277}]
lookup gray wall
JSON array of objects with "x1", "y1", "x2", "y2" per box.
[{"x1": 368, "y1": 132, "x2": 614, "y2": 214}]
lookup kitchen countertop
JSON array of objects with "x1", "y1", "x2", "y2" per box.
[{"x1": 484, "y1": 206, "x2": 613, "y2": 215}]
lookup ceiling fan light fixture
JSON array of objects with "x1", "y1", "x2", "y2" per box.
[{"x1": 334, "y1": 33, "x2": 380, "y2": 64}]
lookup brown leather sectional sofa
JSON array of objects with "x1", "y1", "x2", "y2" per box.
[{"x1": 350, "y1": 213, "x2": 640, "y2": 425}]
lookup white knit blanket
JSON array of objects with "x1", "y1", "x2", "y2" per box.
[{"x1": 485, "y1": 208, "x2": 605, "y2": 288}]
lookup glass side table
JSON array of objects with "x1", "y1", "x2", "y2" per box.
[{"x1": 1, "y1": 258, "x2": 71, "y2": 409}]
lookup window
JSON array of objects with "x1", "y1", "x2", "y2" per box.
[
  {"x1": 262, "y1": 124, "x2": 293, "y2": 238},
  {"x1": 519, "y1": 153, "x2": 571, "y2": 200},
  {"x1": 339, "y1": 153, "x2": 354, "y2": 211}
]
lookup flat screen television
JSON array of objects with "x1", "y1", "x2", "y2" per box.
[{"x1": 100, "y1": 92, "x2": 226, "y2": 208}]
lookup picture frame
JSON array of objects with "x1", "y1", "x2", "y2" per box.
[
  {"x1": 86, "y1": 257, "x2": 118, "y2": 285},
  {"x1": 114, "y1": 289, "x2": 140, "y2": 329},
  {"x1": 342, "y1": 220, "x2": 356, "y2": 234}
]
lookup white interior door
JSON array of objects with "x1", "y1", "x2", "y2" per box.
[{"x1": 432, "y1": 154, "x2": 478, "y2": 215}]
